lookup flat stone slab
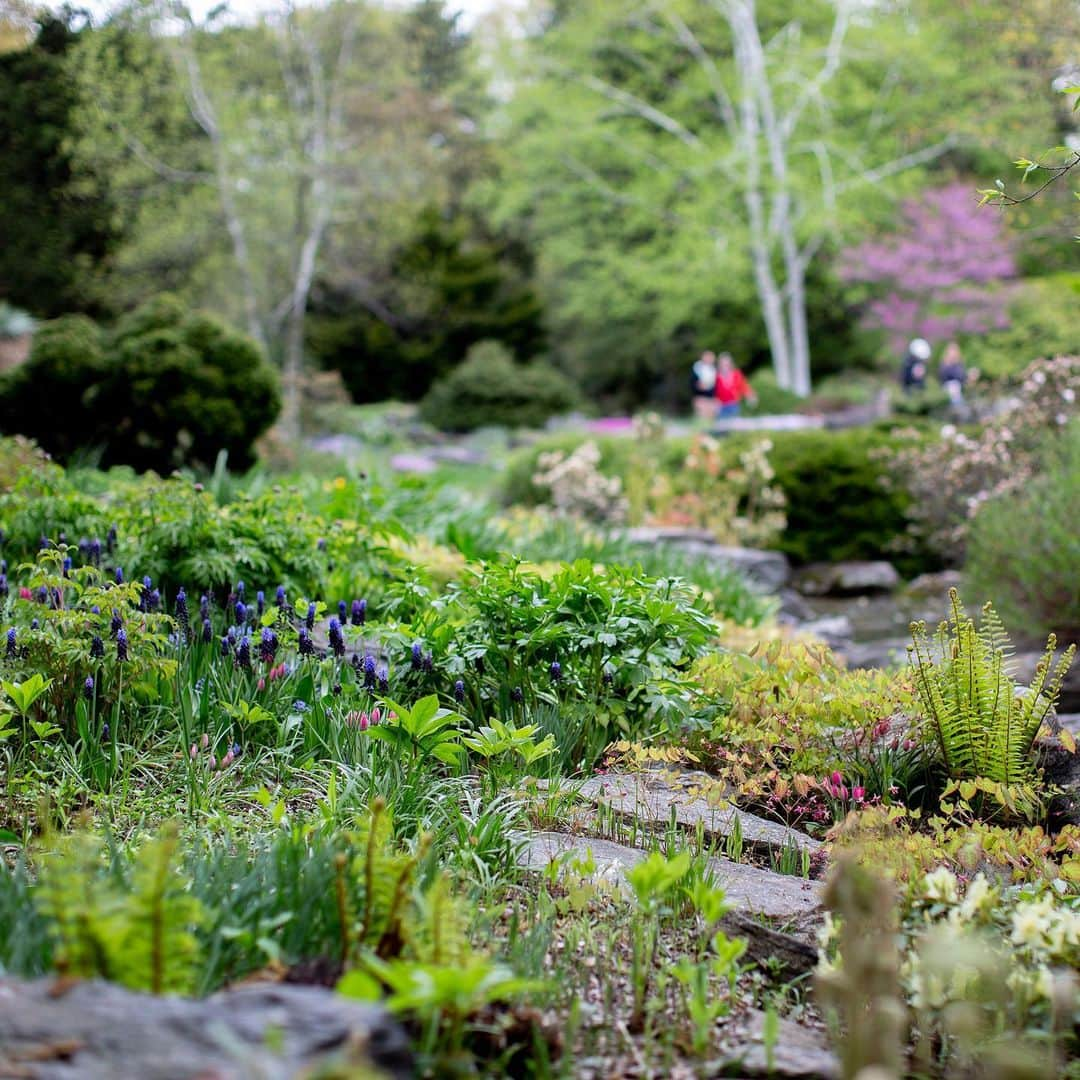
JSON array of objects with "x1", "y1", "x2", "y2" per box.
[
  {"x1": 795, "y1": 561, "x2": 901, "y2": 597},
  {"x1": 716, "y1": 1009, "x2": 839, "y2": 1078},
  {"x1": 620, "y1": 531, "x2": 791, "y2": 592},
  {"x1": 569, "y1": 771, "x2": 823, "y2": 858},
  {"x1": 518, "y1": 831, "x2": 821, "y2": 923},
  {"x1": 0, "y1": 978, "x2": 413, "y2": 1080}
]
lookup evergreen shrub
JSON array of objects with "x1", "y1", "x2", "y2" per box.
[
  {"x1": 0, "y1": 295, "x2": 280, "y2": 472},
  {"x1": 420, "y1": 340, "x2": 578, "y2": 432}
]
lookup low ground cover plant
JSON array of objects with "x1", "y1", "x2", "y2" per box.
[{"x1": 0, "y1": 432, "x2": 1076, "y2": 1078}]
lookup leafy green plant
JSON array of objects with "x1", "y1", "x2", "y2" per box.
[
  {"x1": 909, "y1": 590, "x2": 1075, "y2": 815},
  {"x1": 36, "y1": 825, "x2": 204, "y2": 994},
  {"x1": 370, "y1": 695, "x2": 464, "y2": 767},
  {"x1": 420, "y1": 339, "x2": 579, "y2": 432},
  {"x1": 965, "y1": 418, "x2": 1080, "y2": 639}
]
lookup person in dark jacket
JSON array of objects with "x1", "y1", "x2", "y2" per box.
[{"x1": 900, "y1": 337, "x2": 931, "y2": 392}]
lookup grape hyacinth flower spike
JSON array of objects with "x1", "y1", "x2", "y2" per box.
[
  {"x1": 259, "y1": 627, "x2": 278, "y2": 665},
  {"x1": 90, "y1": 635, "x2": 105, "y2": 660},
  {"x1": 351, "y1": 599, "x2": 366, "y2": 627},
  {"x1": 116, "y1": 628, "x2": 129, "y2": 661},
  {"x1": 328, "y1": 617, "x2": 345, "y2": 657},
  {"x1": 5, "y1": 628, "x2": 15, "y2": 660}
]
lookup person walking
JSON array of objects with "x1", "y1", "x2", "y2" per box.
[
  {"x1": 714, "y1": 353, "x2": 756, "y2": 419},
  {"x1": 691, "y1": 350, "x2": 718, "y2": 420},
  {"x1": 938, "y1": 341, "x2": 970, "y2": 418},
  {"x1": 900, "y1": 338, "x2": 931, "y2": 393}
]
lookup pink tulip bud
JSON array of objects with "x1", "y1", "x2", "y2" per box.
[
  {"x1": 221, "y1": 751, "x2": 234, "y2": 768},
  {"x1": 257, "y1": 678, "x2": 266, "y2": 692},
  {"x1": 190, "y1": 743, "x2": 198, "y2": 759},
  {"x1": 830, "y1": 771, "x2": 843, "y2": 787},
  {"x1": 852, "y1": 786, "x2": 865, "y2": 803},
  {"x1": 208, "y1": 755, "x2": 217, "y2": 770},
  {"x1": 201, "y1": 733, "x2": 209, "y2": 749},
  {"x1": 358, "y1": 712, "x2": 369, "y2": 731},
  {"x1": 371, "y1": 708, "x2": 381, "y2": 725}
]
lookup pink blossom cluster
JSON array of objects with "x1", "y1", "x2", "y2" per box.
[
  {"x1": 188, "y1": 731, "x2": 239, "y2": 770},
  {"x1": 256, "y1": 662, "x2": 288, "y2": 691},
  {"x1": 345, "y1": 707, "x2": 391, "y2": 730},
  {"x1": 842, "y1": 183, "x2": 1017, "y2": 351}
]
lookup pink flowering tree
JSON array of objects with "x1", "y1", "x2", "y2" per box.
[{"x1": 841, "y1": 183, "x2": 1017, "y2": 352}]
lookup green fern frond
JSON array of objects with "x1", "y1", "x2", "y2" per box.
[
  {"x1": 908, "y1": 591, "x2": 1071, "y2": 813},
  {"x1": 410, "y1": 875, "x2": 473, "y2": 969},
  {"x1": 36, "y1": 832, "x2": 116, "y2": 981},
  {"x1": 113, "y1": 824, "x2": 203, "y2": 995}
]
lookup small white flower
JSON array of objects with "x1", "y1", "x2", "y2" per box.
[{"x1": 923, "y1": 866, "x2": 959, "y2": 904}]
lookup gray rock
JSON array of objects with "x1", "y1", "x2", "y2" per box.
[
  {"x1": 798, "y1": 615, "x2": 853, "y2": 647},
  {"x1": 425, "y1": 445, "x2": 489, "y2": 466},
  {"x1": 717, "y1": 1009, "x2": 839, "y2": 1079},
  {"x1": 516, "y1": 831, "x2": 821, "y2": 923},
  {"x1": 778, "y1": 588, "x2": 815, "y2": 623},
  {"x1": 795, "y1": 561, "x2": 901, "y2": 597},
  {"x1": 0, "y1": 977, "x2": 413, "y2": 1080},
  {"x1": 622, "y1": 530, "x2": 791, "y2": 591},
  {"x1": 568, "y1": 772, "x2": 822, "y2": 858},
  {"x1": 904, "y1": 569, "x2": 963, "y2": 600}
]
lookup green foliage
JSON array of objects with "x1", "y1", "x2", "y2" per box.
[
  {"x1": 419, "y1": 340, "x2": 579, "y2": 432},
  {"x1": 0, "y1": 13, "x2": 119, "y2": 317},
  {"x1": 0, "y1": 295, "x2": 281, "y2": 472},
  {"x1": 36, "y1": 825, "x2": 203, "y2": 994},
  {"x1": 503, "y1": 425, "x2": 937, "y2": 572},
  {"x1": 764, "y1": 426, "x2": 936, "y2": 571},
  {"x1": 965, "y1": 419, "x2": 1080, "y2": 639},
  {"x1": 310, "y1": 208, "x2": 547, "y2": 404},
  {"x1": 908, "y1": 590, "x2": 1076, "y2": 815},
  {"x1": 961, "y1": 274, "x2": 1080, "y2": 380}
]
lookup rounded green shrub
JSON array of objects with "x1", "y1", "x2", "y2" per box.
[
  {"x1": 0, "y1": 314, "x2": 106, "y2": 461},
  {"x1": 763, "y1": 425, "x2": 937, "y2": 573},
  {"x1": 0, "y1": 296, "x2": 280, "y2": 473},
  {"x1": 420, "y1": 340, "x2": 579, "y2": 432}
]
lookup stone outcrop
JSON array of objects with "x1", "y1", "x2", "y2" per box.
[
  {"x1": 794, "y1": 561, "x2": 901, "y2": 597},
  {"x1": 0, "y1": 978, "x2": 413, "y2": 1080}
]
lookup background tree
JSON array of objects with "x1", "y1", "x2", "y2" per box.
[
  {"x1": 0, "y1": 9, "x2": 120, "y2": 318},
  {"x1": 492, "y1": 0, "x2": 957, "y2": 398},
  {"x1": 840, "y1": 183, "x2": 1018, "y2": 352}
]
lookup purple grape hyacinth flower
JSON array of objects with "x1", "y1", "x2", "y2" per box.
[
  {"x1": 90, "y1": 635, "x2": 104, "y2": 660},
  {"x1": 298, "y1": 627, "x2": 315, "y2": 657},
  {"x1": 453, "y1": 679, "x2": 465, "y2": 703},
  {"x1": 116, "y1": 628, "x2": 129, "y2": 661},
  {"x1": 328, "y1": 617, "x2": 345, "y2": 658},
  {"x1": 351, "y1": 599, "x2": 366, "y2": 627},
  {"x1": 259, "y1": 627, "x2": 278, "y2": 665},
  {"x1": 5, "y1": 628, "x2": 15, "y2": 659}
]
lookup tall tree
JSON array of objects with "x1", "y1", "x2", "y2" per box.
[
  {"x1": 74, "y1": 1, "x2": 440, "y2": 437},
  {"x1": 0, "y1": 10, "x2": 120, "y2": 317},
  {"x1": 497, "y1": 0, "x2": 1047, "y2": 395}
]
